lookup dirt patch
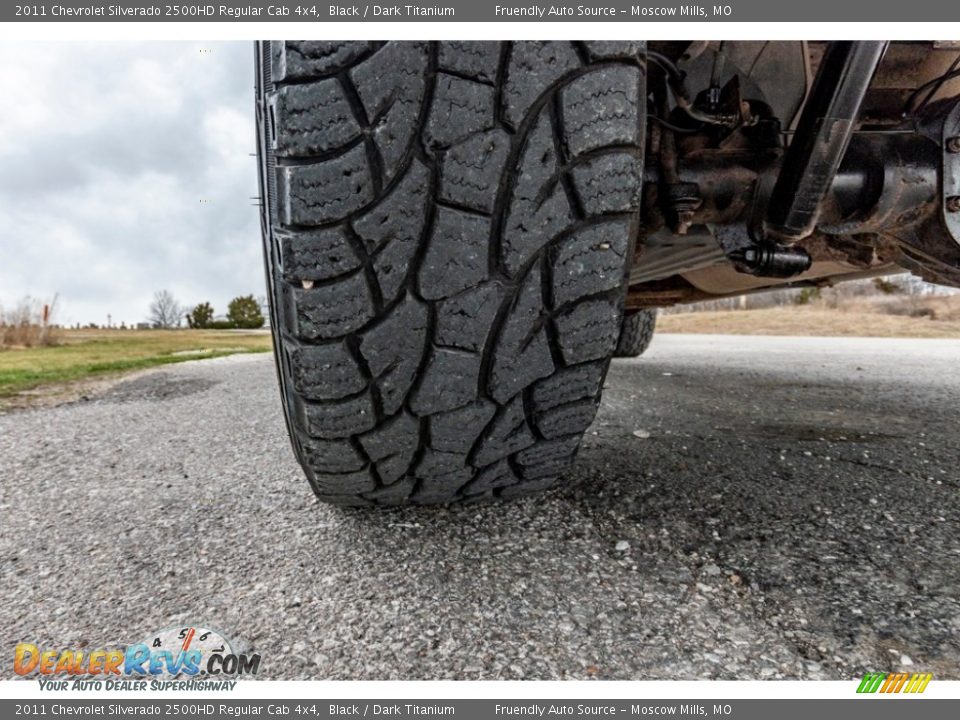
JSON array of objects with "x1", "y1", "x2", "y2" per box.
[
  {"x1": 0, "y1": 368, "x2": 162, "y2": 413},
  {"x1": 98, "y1": 373, "x2": 219, "y2": 404}
]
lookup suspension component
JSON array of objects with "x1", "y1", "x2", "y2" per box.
[
  {"x1": 639, "y1": 45, "x2": 960, "y2": 289},
  {"x1": 763, "y1": 41, "x2": 888, "y2": 242}
]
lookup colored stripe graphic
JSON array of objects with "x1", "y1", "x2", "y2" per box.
[
  {"x1": 857, "y1": 672, "x2": 932, "y2": 694},
  {"x1": 857, "y1": 673, "x2": 886, "y2": 693},
  {"x1": 908, "y1": 673, "x2": 933, "y2": 693},
  {"x1": 879, "y1": 673, "x2": 896, "y2": 693},
  {"x1": 891, "y1": 673, "x2": 909, "y2": 693}
]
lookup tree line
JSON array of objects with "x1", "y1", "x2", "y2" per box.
[{"x1": 149, "y1": 290, "x2": 265, "y2": 329}]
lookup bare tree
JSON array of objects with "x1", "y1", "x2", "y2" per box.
[{"x1": 148, "y1": 290, "x2": 184, "y2": 329}]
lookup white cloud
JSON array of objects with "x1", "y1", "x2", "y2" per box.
[{"x1": 0, "y1": 42, "x2": 262, "y2": 327}]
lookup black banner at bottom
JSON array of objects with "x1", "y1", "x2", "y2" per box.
[{"x1": 2, "y1": 699, "x2": 957, "y2": 720}]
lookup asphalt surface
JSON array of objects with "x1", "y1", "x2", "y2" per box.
[{"x1": 2, "y1": 334, "x2": 959, "y2": 680}]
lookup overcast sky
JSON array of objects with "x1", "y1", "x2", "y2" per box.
[{"x1": 0, "y1": 42, "x2": 262, "y2": 327}]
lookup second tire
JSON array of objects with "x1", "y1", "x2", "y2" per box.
[{"x1": 615, "y1": 310, "x2": 657, "y2": 357}]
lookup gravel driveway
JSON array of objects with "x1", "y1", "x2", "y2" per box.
[{"x1": 2, "y1": 334, "x2": 958, "y2": 680}]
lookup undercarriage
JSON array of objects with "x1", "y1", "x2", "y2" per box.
[
  {"x1": 628, "y1": 40, "x2": 960, "y2": 310},
  {"x1": 256, "y1": 39, "x2": 960, "y2": 505}
]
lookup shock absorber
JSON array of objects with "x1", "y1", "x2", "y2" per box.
[
  {"x1": 736, "y1": 41, "x2": 889, "y2": 278},
  {"x1": 764, "y1": 41, "x2": 889, "y2": 241}
]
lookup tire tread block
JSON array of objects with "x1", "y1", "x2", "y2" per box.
[
  {"x1": 287, "y1": 341, "x2": 365, "y2": 400},
  {"x1": 273, "y1": 41, "x2": 374, "y2": 82},
  {"x1": 489, "y1": 264, "x2": 555, "y2": 404},
  {"x1": 278, "y1": 144, "x2": 374, "y2": 225},
  {"x1": 358, "y1": 412, "x2": 420, "y2": 485},
  {"x1": 360, "y1": 295, "x2": 429, "y2": 415},
  {"x1": 274, "y1": 80, "x2": 361, "y2": 157},
  {"x1": 474, "y1": 395, "x2": 536, "y2": 467},
  {"x1": 551, "y1": 220, "x2": 630, "y2": 307}
]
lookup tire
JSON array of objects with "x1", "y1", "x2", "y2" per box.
[
  {"x1": 256, "y1": 41, "x2": 646, "y2": 506},
  {"x1": 614, "y1": 310, "x2": 657, "y2": 357}
]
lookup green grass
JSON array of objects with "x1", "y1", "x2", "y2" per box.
[{"x1": 0, "y1": 329, "x2": 272, "y2": 398}]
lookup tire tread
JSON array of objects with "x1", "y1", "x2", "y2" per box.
[{"x1": 260, "y1": 41, "x2": 645, "y2": 504}]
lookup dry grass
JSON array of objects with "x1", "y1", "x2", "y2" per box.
[
  {"x1": 0, "y1": 297, "x2": 60, "y2": 348},
  {"x1": 836, "y1": 294, "x2": 960, "y2": 321},
  {"x1": 660, "y1": 295, "x2": 960, "y2": 338}
]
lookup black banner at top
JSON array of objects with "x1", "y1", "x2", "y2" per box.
[{"x1": 7, "y1": 0, "x2": 960, "y2": 22}]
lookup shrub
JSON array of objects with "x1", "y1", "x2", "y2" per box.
[
  {"x1": 188, "y1": 302, "x2": 215, "y2": 329},
  {"x1": 227, "y1": 295, "x2": 265, "y2": 329},
  {"x1": 873, "y1": 277, "x2": 903, "y2": 295},
  {"x1": 795, "y1": 287, "x2": 821, "y2": 305}
]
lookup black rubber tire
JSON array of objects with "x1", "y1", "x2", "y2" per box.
[
  {"x1": 614, "y1": 310, "x2": 657, "y2": 357},
  {"x1": 256, "y1": 41, "x2": 646, "y2": 506}
]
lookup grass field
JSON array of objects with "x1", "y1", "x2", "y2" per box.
[
  {"x1": 3, "y1": 295, "x2": 958, "y2": 411},
  {"x1": 0, "y1": 328, "x2": 272, "y2": 402}
]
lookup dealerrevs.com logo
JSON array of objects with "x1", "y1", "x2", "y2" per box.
[{"x1": 14, "y1": 625, "x2": 260, "y2": 691}]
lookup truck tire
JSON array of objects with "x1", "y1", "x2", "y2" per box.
[
  {"x1": 256, "y1": 41, "x2": 646, "y2": 505},
  {"x1": 614, "y1": 309, "x2": 657, "y2": 357}
]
